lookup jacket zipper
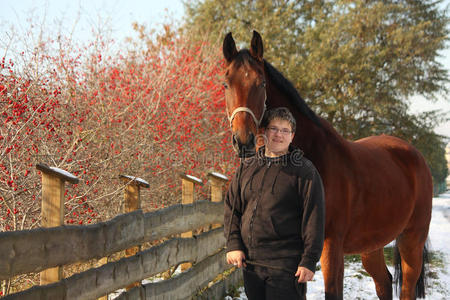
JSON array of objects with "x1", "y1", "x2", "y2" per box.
[{"x1": 248, "y1": 160, "x2": 272, "y2": 247}]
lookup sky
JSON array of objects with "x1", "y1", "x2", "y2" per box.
[{"x1": 0, "y1": 0, "x2": 449, "y2": 139}]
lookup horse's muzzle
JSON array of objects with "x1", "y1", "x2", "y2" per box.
[{"x1": 233, "y1": 132, "x2": 256, "y2": 158}]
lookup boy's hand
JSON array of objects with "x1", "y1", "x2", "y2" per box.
[
  {"x1": 226, "y1": 250, "x2": 247, "y2": 268},
  {"x1": 295, "y1": 266, "x2": 314, "y2": 283}
]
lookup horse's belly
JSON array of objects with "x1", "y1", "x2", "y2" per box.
[{"x1": 343, "y1": 226, "x2": 403, "y2": 254}]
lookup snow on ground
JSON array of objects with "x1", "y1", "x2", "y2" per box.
[{"x1": 227, "y1": 191, "x2": 450, "y2": 300}]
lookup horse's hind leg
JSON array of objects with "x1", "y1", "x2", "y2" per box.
[
  {"x1": 361, "y1": 248, "x2": 393, "y2": 300},
  {"x1": 396, "y1": 229, "x2": 428, "y2": 300}
]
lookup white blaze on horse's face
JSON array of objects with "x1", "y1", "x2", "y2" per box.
[{"x1": 223, "y1": 31, "x2": 267, "y2": 155}]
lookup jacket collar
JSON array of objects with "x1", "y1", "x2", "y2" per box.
[{"x1": 256, "y1": 144, "x2": 303, "y2": 164}]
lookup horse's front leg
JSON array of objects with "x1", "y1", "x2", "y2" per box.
[{"x1": 320, "y1": 239, "x2": 345, "y2": 300}]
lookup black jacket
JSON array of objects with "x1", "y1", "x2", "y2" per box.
[{"x1": 224, "y1": 145, "x2": 325, "y2": 272}]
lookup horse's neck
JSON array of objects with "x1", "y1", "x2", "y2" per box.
[
  {"x1": 306, "y1": 120, "x2": 350, "y2": 172},
  {"x1": 295, "y1": 116, "x2": 331, "y2": 170}
]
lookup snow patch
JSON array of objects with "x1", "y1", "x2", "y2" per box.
[
  {"x1": 120, "y1": 175, "x2": 149, "y2": 186},
  {"x1": 185, "y1": 174, "x2": 202, "y2": 184},
  {"x1": 49, "y1": 167, "x2": 78, "y2": 180},
  {"x1": 210, "y1": 172, "x2": 228, "y2": 181}
]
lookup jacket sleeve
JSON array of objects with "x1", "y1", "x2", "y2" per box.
[
  {"x1": 224, "y1": 164, "x2": 246, "y2": 252},
  {"x1": 298, "y1": 166, "x2": 325, "y2": 272}
]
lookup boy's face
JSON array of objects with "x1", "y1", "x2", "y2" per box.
[{"x1": 264, "y1": 118, "x2": 294, "y2": 157}]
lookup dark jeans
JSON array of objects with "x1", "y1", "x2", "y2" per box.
[{"x1": 243, "y1": 258, "x2": 307, "y2": 300}]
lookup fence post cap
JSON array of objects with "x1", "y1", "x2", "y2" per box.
[
  {"x1": 36, "y1": 163, "x2": 79, "y2": 184},
  {"x1": 207, "y1": 172, "x2": 229, "y2": 183},
  {"x1": 119, "y1": 175, "x2": 150, "y2": 188},
  {"x1": 179, "y1": 173, "x2": 203, "y2": 186}
]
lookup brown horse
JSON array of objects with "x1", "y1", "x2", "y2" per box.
[{"x1": 222, "y1": 31, "x2": 432, "y2": 300}]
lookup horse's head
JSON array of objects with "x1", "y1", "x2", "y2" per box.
[{"x1": 222, "y1": 30, "x2": 267, "y2": 157}]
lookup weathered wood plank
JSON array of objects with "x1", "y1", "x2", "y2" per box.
[
  {"x1": 2, "y1": 280, "x2": 66, "y2": 300},
  {"x1": 194, "y1": 267, "x2": 243, "y2": 300},
  {"x1": 3, "y1": 228, "x2": 226, "y2": 300},
  {"x1": 114, "y1": 267, "x2": 243, "y2": 300},
  {"x1": 124, "y1": 248, "x2": 231, "y2": 300},
  {"x1": 144, "y1": 201, "x2": 223, "y2": 241},
  {"x1": 116, "y1": 285, "x2": 145, "y2": 300},
  {"x1": 0, "y1": 210, "x2": 141, "y2": 280},
  {"x1": 104, "y1": 209, "x2": 144, "y2": 254},
  {"x1": 67, "y1": 229, "x2": 225, "y2": 299},
  {"x1": 0, "y1": 201, "x2": 223, "y2": 280}
]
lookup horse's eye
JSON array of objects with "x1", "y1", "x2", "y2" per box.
[
  {"x1": 223, "y1": 82, "x2": 229, "y2": 89},
  {"x1": 261, "y1": 81, "x2": 266, "y2": 88}
]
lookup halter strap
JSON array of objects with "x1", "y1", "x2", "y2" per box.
[{"x1": 227, "y1": 90, "x2": 267, "y2": 128}]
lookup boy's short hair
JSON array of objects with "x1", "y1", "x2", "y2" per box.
[{"x1": 261, "y1": 107, "x2": 296, "y2": 133}]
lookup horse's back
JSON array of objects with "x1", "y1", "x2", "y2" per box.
[
  {"x1": 341, "y1": 134, "x2": 432, "y2": 252},
  {"x1": 354, "y1": 134, "x2": 432, "y2": 202},
  {"x1": 355, "y1": 134, "x2": 432, "y2": 205},
  {"x1": 354, "y1": 134, "x2": 431, "y2": 182}
]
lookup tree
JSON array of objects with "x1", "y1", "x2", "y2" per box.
[
  {"x1": 387, "y1": 108, "x2": 449, "y2": 194},
  {"x1": 295, "y1": 0, "x2": 449, "y2": 139},
  {"x1": 1, "y1": 15, "x2": 240, "y2": 294},
  {"x1": 1, "y1": 19, "x2": 239, "y2": 235},
  {"x1": 184, "y1": 0, "x2": 449, "y2": 186}
]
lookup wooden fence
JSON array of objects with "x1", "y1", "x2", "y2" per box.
[{"x1": 0, "y1": 164, "x2": 242, "y2": 299}]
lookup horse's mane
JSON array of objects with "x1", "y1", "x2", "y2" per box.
[
  {"x1": 232, "y1": 50, "x2": 257, "y2": 69},
  {"x1": 232, "y1": 49, "x2": 322, "y2": 128},
  {"x1": 263, "y1": 60, "x2": 322, "y2": 127}
]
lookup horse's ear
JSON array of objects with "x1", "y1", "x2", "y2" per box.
[
  {"x1": 250, "y1": 30, "x2": 263, "y2": 61},
  {"x1": 223, "y1": 32, "x2": 238, "y2": 63}
]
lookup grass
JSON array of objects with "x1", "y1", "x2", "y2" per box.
[
  {"x1": 344, "y1": 246, "x2": 445, "y2": 268},
  {"x1": 343, "y1": 246, "x2": 447, "y2": 286}
]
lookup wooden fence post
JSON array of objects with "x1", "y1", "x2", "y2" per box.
[
  {"x1": 120, "y1": 175, "x2": 149, "y2": 291},
  {"x1": 96, "y1": 257, "x2": 109, "y2": 300},
  {"x1": 36, "y1": 163, "x2": 79, "y2": 286},
  {"x1": 207, "y1": 172, "x2": 228, "y2": 229},
  {"x1": 180, "y1": 173, "x2": 203, "y2": 271},
  {"x1": 96, "y1": 258, "x2": 108, "y2": 266}
]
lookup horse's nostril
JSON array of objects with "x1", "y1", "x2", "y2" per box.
[
  {"x1": 232, "y1": 133, "x2": 240, "y2": 153},
  {"x1": 237, "y1": 133, "x2": 256, "y2": 158},
  {"x1": 248, "y1": 133, "x2": 255, "y2": 145},
  {"x1": 232, "y1": 134, "x2": 238, "y2": 146}
]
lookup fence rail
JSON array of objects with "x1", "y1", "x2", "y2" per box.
[
  {"x1": 3, "y1": 228, "x2": 228, "y2": 300},
  {"x1": 0, "y1": 201, "x2": 223, "y2": 281},
  {"x1": 117, "y1": 248, "x2": 229, "y2": 300},
  {"x1": 0, "y1": 166, "x2": 241, "y2": 300}
]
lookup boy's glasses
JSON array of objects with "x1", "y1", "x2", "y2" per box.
[{"x1": 267, "y1": 127, "x2": 292, "y2": 135}]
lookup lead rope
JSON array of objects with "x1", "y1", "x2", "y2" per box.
[{"x1": 244, "y1": 260, "x2": 291, "y2": 273}]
